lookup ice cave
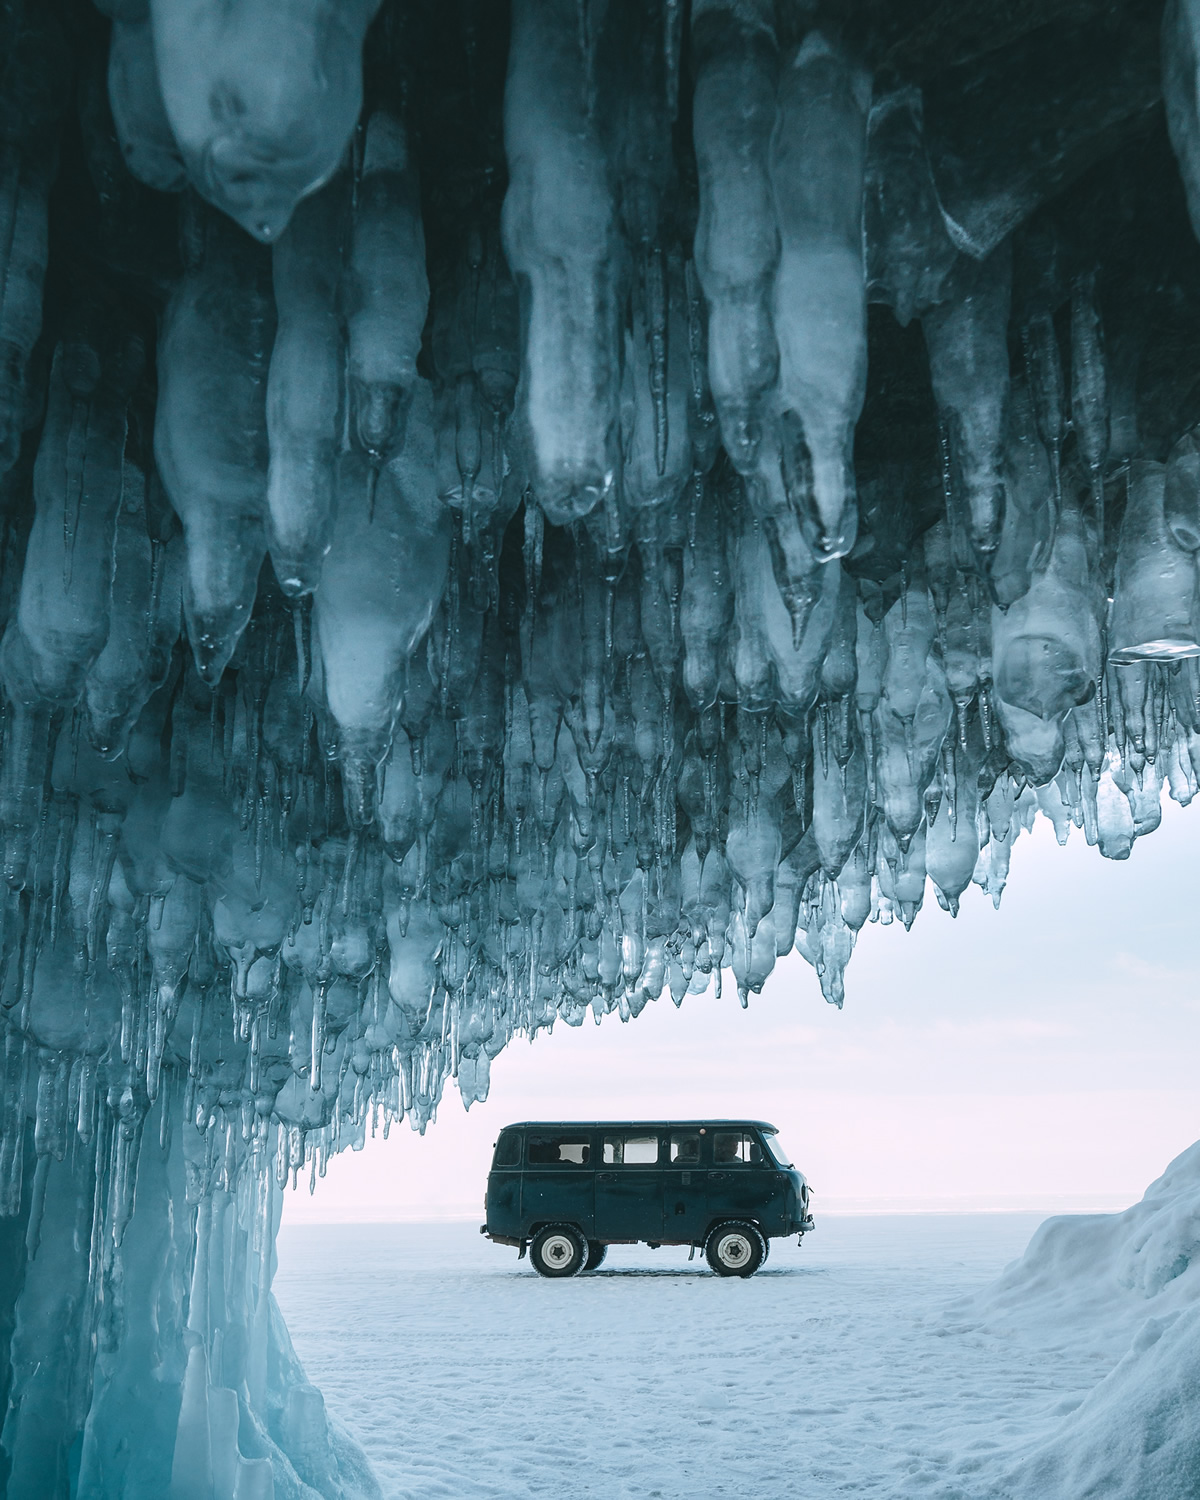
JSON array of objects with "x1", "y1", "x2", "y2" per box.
[{"x1": 1, "y1": 0, "x2": 1200, "y2": 1494}]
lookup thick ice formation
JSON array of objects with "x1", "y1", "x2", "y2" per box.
[{"x1": 0, "y1": 0, "x2": 1198, "y2": 1495}]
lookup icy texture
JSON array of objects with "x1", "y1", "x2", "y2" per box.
[
  {"x1": 155, "y1": 206, "x2": 275, "y2": 685},
  {"x1": 502, "y1": 0, "x2": 622, "y2": 525},
  {"x1": 344, "y1": 112, "x2": 427, "y2": 466},
  {"x1": 0, "y1": 1, "x2": 1198, "y2": 1495},
  {"x1": 692, "y1": 0, "x2": 780, "y2": 478},
  {"x1": 768, "y1": 35, "x2": 871, "y2": 561},
  {"x1": 148, "y1": 0, "x2": 380, "y2": 242},
  {"x1": 266, "y1": 178, "x2": 345, "y2": 597}
]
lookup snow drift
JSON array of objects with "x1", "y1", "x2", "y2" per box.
[{"x1": 962, "y1": 1144, "x2": 1200, "y2": 1499}]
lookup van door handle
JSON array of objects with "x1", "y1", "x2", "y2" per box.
[
  {"x1": 597, "y1": 1172, "x2": 616, "y2": 1182},
  {"x1": 710, "y1": 1172, "x2": 729, "y2": 1182}
]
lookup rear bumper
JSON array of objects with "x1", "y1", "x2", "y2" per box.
[{"x1": 481, "y1": 1226, "x2": 522, "y2": 1247}]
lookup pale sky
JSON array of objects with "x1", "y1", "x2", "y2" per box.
[{"x1": 284, "y1": 801, "x2": 1200, "y2": 1222}]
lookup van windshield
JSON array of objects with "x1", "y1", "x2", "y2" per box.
[{"x1": 763, "y1": 1133, "x2": 793, "y2": 1168}]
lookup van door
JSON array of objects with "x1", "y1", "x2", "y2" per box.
[
  {"x1": 707, "y1": 1128, "x2": 786, "y2": 1230},
  {"x1": 595, "y1": 1132, "x2": 664, "y2": 1241},
  {"x1": 662, "y1": 1129, "x2": 708, "y2": 1243},
  {"x1": 521, "y1": 1131, "x2": 596, "y2": 1236}
]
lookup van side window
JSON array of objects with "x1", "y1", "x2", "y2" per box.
[
  {"x1": 712, "y1": 1131, "x2": 763, "y2": 1166},
  {"x1": 493, "y1": 1131, "x2": 520, "y2": 1168},
  {"x1": 602, "y1": 1134, "x2": 659, "y2": 1165},
  {"x1": 669, "y1": 1134, "x2": 701, "y2": 1165},
  {"x1": 527, "y1": 1134, "x2": 590, "y2": 1166}
]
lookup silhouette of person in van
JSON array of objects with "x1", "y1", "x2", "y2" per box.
[
  {"x1": 673, "y1": 1137, "x2": 700, "y2": 1166},
  {"x1": 713, "y1": 1135, "x2": 741, "y2": 1164}
]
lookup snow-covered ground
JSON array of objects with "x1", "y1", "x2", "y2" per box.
[{"x1": 274, "y1": 1212, "x2": 1115, "y2": 1499}]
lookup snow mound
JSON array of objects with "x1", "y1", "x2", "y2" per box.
[
  {"x1": 961, "y1": 1143, "x2": 1200, "y2": 1498},
  {"x1": 974, "y1": 1142, "x2": 1200, "y2": 1345},
  {"x1": 1003, "y1": 1305, "x2": 1200, "y2": 1500}
]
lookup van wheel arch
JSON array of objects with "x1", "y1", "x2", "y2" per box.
[{"x1": 702, "y1": 1218, "x2": 767, "y2": 1248}]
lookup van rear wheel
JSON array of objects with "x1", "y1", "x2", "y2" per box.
[
  {"x1": 530, "y1": 1224, "x2": 586, "y2": 1278},
  {"x1": 584, "y1": 1240, "x2": 608, "y2": 1271},
  {"x1": 706, "y1": 1221, "x2": 766, "y2": 1278}
]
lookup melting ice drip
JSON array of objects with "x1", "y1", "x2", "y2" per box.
[{"x1": 0, "y1": 0, "x2": 1199, "y2": 1494}]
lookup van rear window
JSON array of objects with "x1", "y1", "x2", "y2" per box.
[
  {"x1": 492, "y1": 1131, "x2": 520, "y2": 1168},
  {"x1": 527, "y1": 1134, "x2": 591, "y2": 1166}
]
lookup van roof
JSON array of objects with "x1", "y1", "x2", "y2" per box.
[{"x1": 500, "y1": 1120, "x2": 780, "y2": 1133}]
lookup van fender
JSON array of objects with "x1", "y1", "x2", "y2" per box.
[{"x1": 701, "y1": 1217, "x2": 765, "y2": 1249}]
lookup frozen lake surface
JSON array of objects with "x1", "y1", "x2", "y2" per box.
[{"x1": 274, "y1": 1215, "x2": 1113, "y2": 1499}]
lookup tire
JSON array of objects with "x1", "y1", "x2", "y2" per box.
[
  {"x1": 584, "y1": 1240, "x2": 608, "y2": 1271},
  {"x1": 530, "y1": 1224, "x2": 587, "y2": 1278},
  {"x1": 706, "y1": 1221, "x2": 766, "y2": 1278}
]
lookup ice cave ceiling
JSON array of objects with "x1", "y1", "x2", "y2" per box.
[{"x1": 2, "y1": 0, "x2": 1200, "y2": 1489}]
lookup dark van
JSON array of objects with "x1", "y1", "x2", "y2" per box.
[{"x1": 482, "y1": 1120, "x2": 814, "y2": 1278}]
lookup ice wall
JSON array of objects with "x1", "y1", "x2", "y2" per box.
[{"x1": 0, "y1": 0, "x2": 1197, "y2": 1494}]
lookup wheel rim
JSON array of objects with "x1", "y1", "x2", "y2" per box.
[
  {"x1": 716, "y1": 1231, "x2": 752, "y2": 1268},
  {"x1": 542, "y1": 1232, "x2": 577, "y2": 1269}
]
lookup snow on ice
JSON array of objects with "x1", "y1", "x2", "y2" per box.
[
  {"x1": 0, "y1": 0, "x2": 1198, "y2": 1495},
  {"x1": 274, "y1": 1152, "x2": 1200, "y2": 1500}
]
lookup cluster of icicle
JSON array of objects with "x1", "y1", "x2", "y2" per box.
[{"x1": 2, "y1": 0, "x2": 1200, "y2": 1492}]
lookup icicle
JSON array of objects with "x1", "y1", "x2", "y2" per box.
[
  {"x1": 768, "y1": 34, "x2": 871, "y2": 561},
  {"x1": 0, "y1": 1027, "x2": 27, "y2": 1216},
  {"x1": 1022, "y1": 309, "x2": 1065, "y2": 548},
  {"x1": 1071, "y1": 271, "x2": 1109, "y2": 532},
  {"x1": 149, "y1": 0, "x2": 376, "y2": 241}
]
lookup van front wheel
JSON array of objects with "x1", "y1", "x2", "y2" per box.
[
  {"x1": 530, "y1": 1224, "x2": 587, "y2": 1278},
  {"x1": 706, "y1": 1221, "x2": 766, "y2": 1278}
]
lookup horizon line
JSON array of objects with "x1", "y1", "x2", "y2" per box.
[{"x1": 279, "y1": 1193, "x2": 1139, "y2": 1226}]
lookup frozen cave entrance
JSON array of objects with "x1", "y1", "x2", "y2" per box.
[{"x1": 1, "y1": 0, "x2": 1200, "y2": 1494}]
